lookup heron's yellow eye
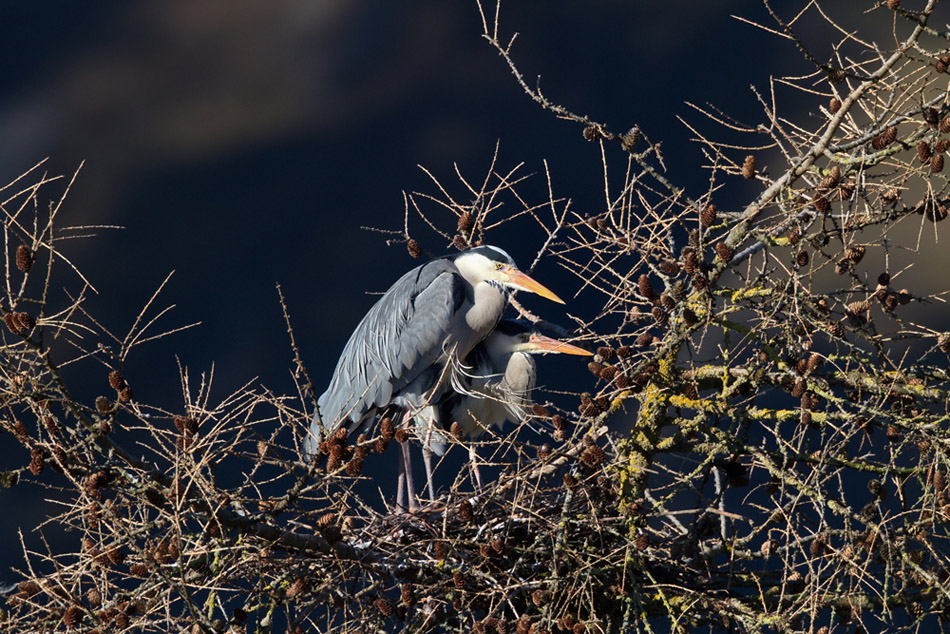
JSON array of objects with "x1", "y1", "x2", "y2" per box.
[{"x1": 495, "y1": 262, "x2": 504, "y2": 270}]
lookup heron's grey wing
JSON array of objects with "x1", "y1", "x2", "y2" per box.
[
  {"x1": 306, "y1": 259, "x2": 465, "y2": 457},
  {"x1": 389, "y1": 264, "x2": 467, "y2": 393}
]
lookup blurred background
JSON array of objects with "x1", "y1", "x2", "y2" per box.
[{"x1": 0, "y1": 0, "x2": 900, "y2": 580}]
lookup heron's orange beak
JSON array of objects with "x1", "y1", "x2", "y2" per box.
[
  {"x1": 526, "y1": 333, "x2": 591, "y2": 356},
  {"x1": 504, "y1": 268, "x2": 564, "y2": 304}
]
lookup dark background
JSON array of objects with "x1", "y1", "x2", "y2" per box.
[{"x1": 0, "y1": 1, "x2": 905, "y2": 582}]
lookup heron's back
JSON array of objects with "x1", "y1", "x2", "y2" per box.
[{"x1": 305, "y1": 258, "x2": 468, "y2": 457}]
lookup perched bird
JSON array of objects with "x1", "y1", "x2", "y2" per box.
[
  {"x1": 306, "y1": 245, "x2": 564, "y2": 510},
  {"x1": 437, "y1": 319, "x2": 591, "y2": 489}
]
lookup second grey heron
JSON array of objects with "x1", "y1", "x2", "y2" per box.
[
  {"x1": 306, "y1": 245, "x2": 564, "y2": 510},
  {"x1": 436, "y1": 319, "x2": 591, "y2": 489}
]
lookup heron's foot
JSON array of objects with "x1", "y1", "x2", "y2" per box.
[
  {"x1": 383, "y1": 500, "x2": 449, "y2": 524},
  {"x1": 470, "y1": 448, "x2": 485, "y2": 492}
]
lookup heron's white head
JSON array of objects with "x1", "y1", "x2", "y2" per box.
[
  {"x1": 452, "y1": 246, "x2": 564, "y2": 304},
  {"x1": 486, "y1": 319, "x2": 591, "y2": 358}
]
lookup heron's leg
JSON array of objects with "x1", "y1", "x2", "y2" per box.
[
  {"x1": 421, "y1": 442, "x2": 437, "y2": 501},
  {"x1": 398, "y1": 410, "x2": 421, "y2": 512},
  {"x1": 469, "y1": 445, "x2": 484, "y2": 492},
  {"x1": 418, "y1": 409, "x2": 439, "y2": 502},
  {"x1": 396, "y1": 450, "x2": 407, "y2": 511},
  {"x1": 400, "y1": 440, "x2": 420, "y2": 512}
]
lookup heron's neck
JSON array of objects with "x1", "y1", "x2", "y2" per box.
[
  {"x1": 465, "y1": 281, "x2": 507, "y2": 333},
  {"x1": 503, "y1": 352, "x2": 536, "y2": 395}
]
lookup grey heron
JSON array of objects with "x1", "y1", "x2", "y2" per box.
[
  {"x1": 436, "y1": 319, "x2": 591, "y2": 490},
  {"x1": 306, "y1": 245, "x2": 564, "y2": 510}
]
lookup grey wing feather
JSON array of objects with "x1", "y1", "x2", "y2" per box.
[{"x1": 305, "y1": 258, "x2": 466, "y2": 457}]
